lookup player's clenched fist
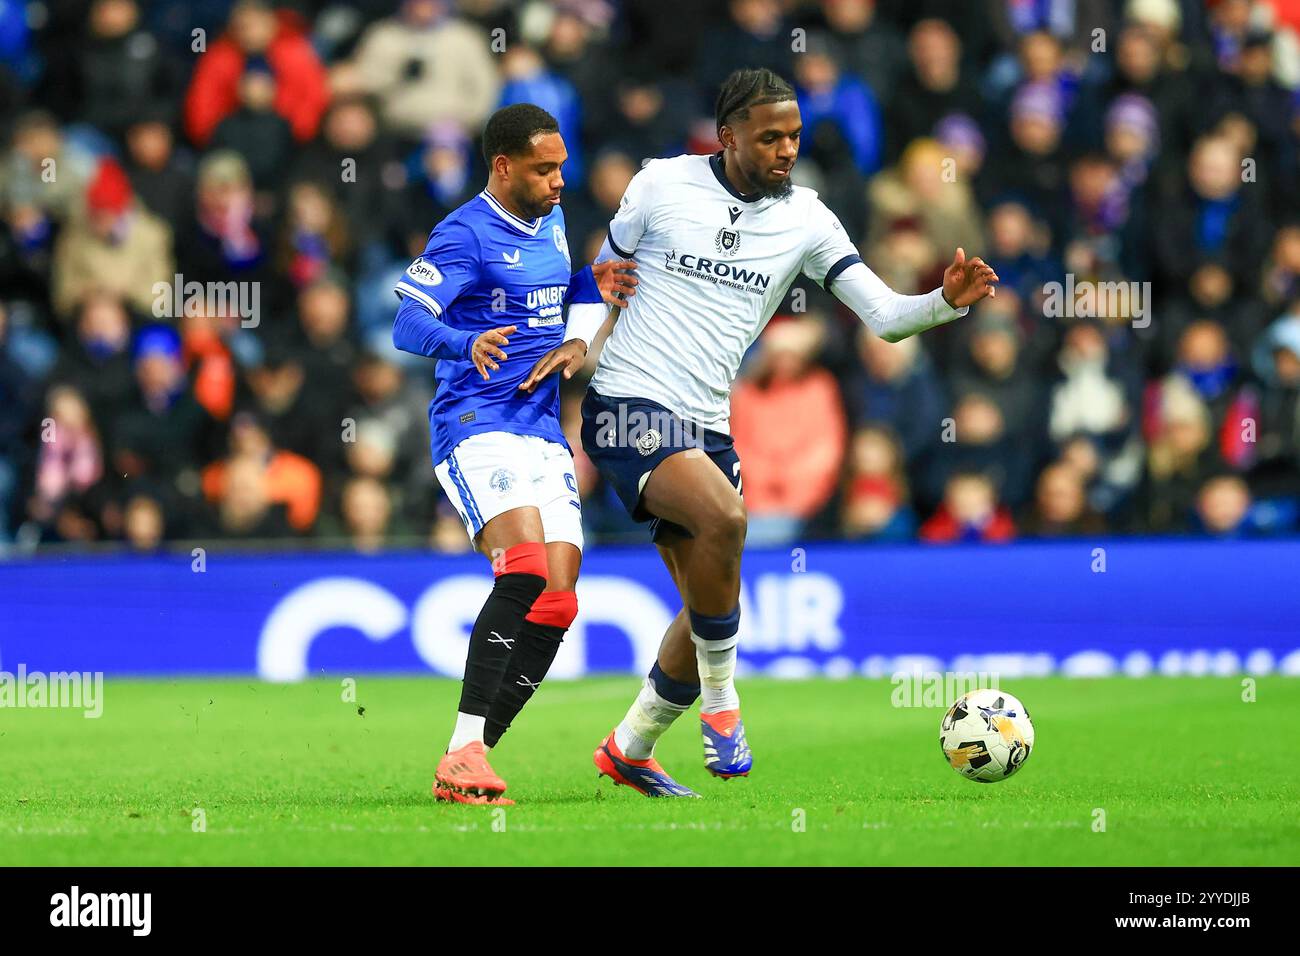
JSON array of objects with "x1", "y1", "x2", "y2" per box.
[
  {"x1": 472, "y1": 325, "x2": 516, "y2": 380},
  {"x1": 518, "y1": 339, "x2": 587, "y2": 393}
]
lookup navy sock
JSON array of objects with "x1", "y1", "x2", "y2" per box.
[{"x1": 649, "y1": 659, "x2": 700, "y2": 706}]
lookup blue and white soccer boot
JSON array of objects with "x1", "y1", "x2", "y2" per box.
[
  {"x1": 701, "y1": 710, "x2": 752, "y2": 779},
  {"x1": 594, "y1": 731, "x2": 700, "y2": 798}
]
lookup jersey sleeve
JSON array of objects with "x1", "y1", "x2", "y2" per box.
[
  {"x1": 606, "y1": 161, "x2": 657, "y2": 258},
  {"x1": 392, "y1": 294, "x2": 476, "y2": 361},
  {"x1": 829, "y1": 260, "x2": 968, "y2": 343},
  {"x1": 392, "y1": 220, "x2": 483, "y2": 361},
  {"x1": 394, "y1": 220, "x2": 482, "y2": 317},
  {"x1": 800, "y1": 197, "x2": 863, "y2": 291},
  {"x1": 563, "y1": 264, "x2": 602, "y2": 306}
]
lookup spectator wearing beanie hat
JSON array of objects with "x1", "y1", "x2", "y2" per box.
[{"x1": 110, "y1": 324, "x2": 217, "y2": 484}]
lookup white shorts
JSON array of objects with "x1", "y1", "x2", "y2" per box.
[{"x1": 435, "y1": 432, "x2": 584, "y2": 550}]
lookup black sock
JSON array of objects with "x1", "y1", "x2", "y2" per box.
[
  {"x1": 459, "y1": 571, "x2": 547, "y2": 718},
  {"x1": 483, "y1": 619, "x2": 566, "y2": 748}
]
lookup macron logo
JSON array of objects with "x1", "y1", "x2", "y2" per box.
[{"x1": 50, "y1": 886, "x2": 151, "y2": 936}]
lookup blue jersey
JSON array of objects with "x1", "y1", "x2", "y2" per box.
[{"x1": 392, "y1": 190, "x2": 601, "y2": 465}]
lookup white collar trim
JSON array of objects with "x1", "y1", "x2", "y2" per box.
[{"x1": 480, "y1": 190, "x2": 542, "y2": 235}]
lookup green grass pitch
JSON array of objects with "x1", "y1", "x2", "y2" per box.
[{"x1": 3, "y1": 676, "x2": 1297, "y2": 866}]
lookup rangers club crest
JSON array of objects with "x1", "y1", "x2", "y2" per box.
[
  {"x1": 489, "y1": 468, "x2": 516, "y2": 494},
  {"x1": 714, "y1": 228, "x2": 741, "y2": 257},
  {"x1": 552, "y1": 225, "x2": 570, "y2": 266}
]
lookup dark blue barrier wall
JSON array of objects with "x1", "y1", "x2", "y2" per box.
[{"x1": 1, "y1": 539, "x2": 1296, "y2": 679}]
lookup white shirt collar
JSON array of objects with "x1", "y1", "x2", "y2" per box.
[{"x1": 479, "y1": 190, "x2": 543, "y2": 236}]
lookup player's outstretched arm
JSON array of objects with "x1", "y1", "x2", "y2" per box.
[{"x1": 831, "y1": 248, "x2": 998, "y2": 343}]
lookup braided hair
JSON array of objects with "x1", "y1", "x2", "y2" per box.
[{"x1": 715, "y1": 68, "x2": 796, "y2": 136}]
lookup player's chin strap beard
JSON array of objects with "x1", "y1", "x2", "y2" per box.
[
  {"x1": 509, "y1": 188, "x2": 548, "y2": 221},
  {"x1": 762, "y1": 177, "x2": 794, "y2": 200},
  {"x1": 734, "y1": 156, "x2": 792, "y2": 200},
  {"x1": 745, "y1": 173, "x2": 792, "y2": 200}
]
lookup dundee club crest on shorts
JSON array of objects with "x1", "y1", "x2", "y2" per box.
[{"x1": 636, "y1": 429, "x2": 663, "y2": 456}]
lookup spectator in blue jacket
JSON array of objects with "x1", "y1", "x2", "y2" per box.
[{"x1": 795, "y1": 34, "x2": 883, "y2": 177}]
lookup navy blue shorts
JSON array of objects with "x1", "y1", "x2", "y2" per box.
[{"x1": 580, "y1": 387, "x2": 741, "y2": 542}]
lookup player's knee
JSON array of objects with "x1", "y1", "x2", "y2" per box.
[
  {"x1": 525, "y1": 589, "x2": 578, "y2": 630},
  {"x1": 703, "y1": 498, "x2": 747, "y2": 555},
  {"x1": 493, "y1": 542, "x2": 549, "y2": 603},
  {"x1": 545, "y1": 552, "x2": 581, "y2": 593}
]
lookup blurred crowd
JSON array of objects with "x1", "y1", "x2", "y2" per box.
[{"x1": 2, "y1": 0, "x2": 1299, "y2": 554}]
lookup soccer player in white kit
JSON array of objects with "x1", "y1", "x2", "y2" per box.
[{"x1": 521, "y1": 69, "x2": 999, "y2": 797}]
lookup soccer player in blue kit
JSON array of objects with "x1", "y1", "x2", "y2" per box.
[{"x1": 393, "y1": 104, "x2": 637, "y2": 805}]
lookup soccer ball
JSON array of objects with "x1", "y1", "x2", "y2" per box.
[{"x1": 939, "y1": 688, "x2": 1035, "y2": 783}]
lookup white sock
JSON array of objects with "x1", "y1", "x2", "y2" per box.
[
  {"x1": 695, "y1": 637, "x2": 740, "y2": 714},
  {"x1": 614, "y1": 678, "x2": 689, "y2": 759},
  {"x1": 447, "y1": 712, "x2": 485, "y2": 751}
]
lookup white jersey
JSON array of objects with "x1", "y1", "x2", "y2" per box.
[{"x1": 591, "y1": 152, "x2": 862, "y2": 433}]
